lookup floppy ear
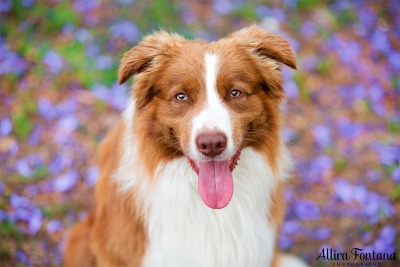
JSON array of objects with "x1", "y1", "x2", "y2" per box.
[
  {"x1": 227, "y1": 25, "x2": 296, "y2": 101},
  {"x1": 227, "y1": 25, "x2": 297, "y2": 70},
  {"x1": 118, "y1": 31, "x2": 186, "y2": 85}
]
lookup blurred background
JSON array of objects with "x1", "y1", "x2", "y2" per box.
[{"x1": 0, "y1": 0, "x2": 399, "y2": 266}]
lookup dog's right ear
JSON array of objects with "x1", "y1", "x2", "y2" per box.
[{"x1": 118, "y1": 31, "x2": 186, "y2": 85}]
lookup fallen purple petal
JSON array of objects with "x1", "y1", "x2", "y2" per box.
[
  {"x1": 43, "y1": 50, "x2": 63, "y2": 74},
  {"x1": 53, "y1": 171, "x2": 79, "y2": 192},
  {"x1": 0, "y1": 117, "x2": 12, "y2": 136}
]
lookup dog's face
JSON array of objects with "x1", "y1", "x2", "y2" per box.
[{"x1": 119, "y1": 26, "x2": 296, "y2": 209}]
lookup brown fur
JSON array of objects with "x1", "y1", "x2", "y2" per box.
[{"x1": 64, "y1": 25, "x2": 296, "y2": 266}]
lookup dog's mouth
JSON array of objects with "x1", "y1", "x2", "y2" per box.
[{"x1": 185, "y1": 149, "x2": 242, "y2": 209}]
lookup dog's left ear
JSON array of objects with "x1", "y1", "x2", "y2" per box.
[{"x1": 227, "y1": 25, "x2": 297, "y2": 70}]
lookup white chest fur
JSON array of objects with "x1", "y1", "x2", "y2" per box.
[{"x1": 140, "y1": 148, "x2": 278, "y2": 267}]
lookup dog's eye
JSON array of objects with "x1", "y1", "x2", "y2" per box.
[
  {"x1": 230, "y1": 89, "x2": 241, "y2": 98},
  {"x1": 175, "y1": 92, "x2": 189, "y2": 101}
]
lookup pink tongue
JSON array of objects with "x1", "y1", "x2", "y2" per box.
[{"x1": 198, "y1": 160, "x2": 234, "y2": 209}]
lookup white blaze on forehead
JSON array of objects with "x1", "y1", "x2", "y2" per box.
[{"x1": 190, "y1": 53, "x2": 234, "y2": 160}]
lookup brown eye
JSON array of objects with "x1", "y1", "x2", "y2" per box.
[
  {"x1": 175, "y1": 92, "x2": 188, "y2": 101},
  {"x1": 230, "y1": 89, "x2": 241, "y2": 98}
]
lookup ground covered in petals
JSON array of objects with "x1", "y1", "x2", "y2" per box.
[{"x1": 0, "y1": 0, "x2": 399, "y2": 266}]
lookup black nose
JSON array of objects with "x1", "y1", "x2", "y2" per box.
[{"x1": 196, "y1": 132, "x2": 227, "y2": 157}]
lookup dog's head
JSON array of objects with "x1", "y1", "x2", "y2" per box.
[{"x1": 119, "y1": 25, "x2": 296, "y2": 209}]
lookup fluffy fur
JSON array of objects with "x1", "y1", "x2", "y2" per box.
[{"x1": 64, "y1": 25, "x2": 307, "y2": 267}]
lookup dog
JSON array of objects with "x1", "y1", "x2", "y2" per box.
[{"x1": 64, "y1": 25, "x2": 308, "y2": 267}]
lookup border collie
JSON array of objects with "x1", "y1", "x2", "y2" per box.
[{"x1": 64, "y1": 25, "x2": 308, "y2": 267}]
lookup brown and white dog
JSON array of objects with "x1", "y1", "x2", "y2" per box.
[{"x1": 64, "y1": 25, "x2": 308, "y2": 267}]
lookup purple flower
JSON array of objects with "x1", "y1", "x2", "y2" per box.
[
  {"x1": 13, "y1": 208, "x2": 30, "y2": 221},
  {"x1": 284, "y1": 80, "x2": 299, "y2": 99},
  {"x1": 92, "y1": 83, "x2": 109, "y2": 101},
  {"x1": 92, "y1": 83, "x2": 128, "y2": 110},
  {"x1": 357, "y1": 7, "x2": 376, "y2": 31},
  {"x1": 313, "y1": 227, "x2": 331, "y2": 240},
  {"x1": 28, "y1": 127, "x2": 42, "y2": 146},
  {"x1": 301, "y1": 21, "x2": 317, "y2": 38},
  {"x1": 26, "y1": 153, "x2": 43, "y2": 166},
  {"x1": 29, "y1": 208, "x2": 43, "y2": 234},
  {"x1": 281, "y1": 221, "x2": 300, "y2": 235},
  {"x1": 85, "y1": 166, "x2": 99, "y2": 186},
  {"x1": 369, "y1": 84, "x2": 384, "y2": 102},
  {"x1": 389, "y1": 51, "x2": 400, "y2": 70},
  {"x1": 352, "y1": 21, "x2": 366, "y2": 36},
  {"x1": 255, "y1": 6, "x2": 285, "y2": 22},
  {"x1": 53, "y1": 171, "x2": 79, "y2": 192},
  {"x1": 294, "y1": 200, "x2": 320, "y2": 220},
  {"x1": 10, "y1": 194, "x2": 33, "y2": 209},
  {"x1": 0, "y1": 210, "x2": 7, "y2": 221},
  {"x1": 21, "y1": 0, "x2": 35, "y2": 8},
  {"x1": 368, "y1": 84, "x2": 387, "y2": 117},
  {"x1": 371, "y1": 142, "x2": 399, "y2": 166},
  {"x1": 49, "y1": 156, "x2": 63, "y2": 175},
  {"x1": 24, "y1": 185, "x2": 40, "y2": 196},
  {"x1": 284, "y1": 187, "x2": 293, "y2": 202},
  {"x1": 361, "y1": 231, "x2": 373, "y2": 243},
  {"x1": 337, "y1": 118, "x2": 362, "y2": 139},
  {"x1": 57, "y1": 99, "x2": 77, "y2": 115},
  {"x1": 367, "y1": 170, "x2": 380, "y2": 182},
  {"x1": 307, "y1": 155, "x2": 333, "y2": 180},
  {"x1": 38, "y1": 98, "x2": 57, "y2": 120},
  {"x1": 278, "y1": 235, "x2": 293, "y2": 250},
  {"x1": 53, "y1": 115, "x2": 79, "y2": 144},
  {"x1": 110, "y1": 83, "x2": 128, "y2": 110},
  {"x1": 372, "y1": 226, "x2": 396, "y2": 252},
  {"x1": 281, "y1": 127, "x2": 297, "y2": 142},
  {"x1": 57, "y1": 115, "x2": 79, "y2": 133},
  {"x1": 255, "y1": 5, "x2": 269, "y2": 18},
  {"x1": 7, "y1": 139, "x2": 18, "y2": 156},
  {"x1": 16, "y1": 250, "x2": 30, "y2": 265},
  {"x1": 43, "y1": 50, "x2": 63, "y2": 74},
  {"x1": 72, "y1": 0, "x2": 99, "y2": 13},
  {"x1": 181, "y1": 8, "x2": 196, "y2": 24},
  {"x1": 86, "y1": 43, "x2": 100, "y2": 57},
  {"x1": 363, "y1": 192, "x2": 393, "y2": 223},
  {"x1": 301, "y1": 55, "x2": 317, "y2": 71},
  {"x1": 14, "y1": 154, "x2": 43, "y2": 178},
  {"x1": 47, "y1": 220, "x2": 63, "y2": 234},
  {"x1": 0, "y1": 181, "x2": 3, "y2": 195},
  {"x1": 0, "y1": 0, "x2": 11, "y2": 13},
  {"x1": 392, "y1": 166, "x2": 400, "y2": 182},
  {"x1": 313, "y1": 125, "x2": 331, "y2": 148},
  {"x1": 371, "y1": 28, "x2": 391, "y2": 53},
  {"x1": 49, "y1": 154, "x2": 72, "y2": 174},
  {"x1": 109, "y1": 20, "x2": 140, "y2": 44},
  {"x1": 334, "y1": 178, "x2": 367, "y2": 204},
  {"x1": 15, "y1": 158, "x2": 33, "y2": 178},
  {"x1": 212, "y1": 0, "x2": 235, "y2": 15},
  {"x1": 96, "y1": 55, "x2": 113, "y2": 70},
  {"x1": 0, "y1": 43, "x2": 27, "y2": 75},
  {"x1": 75, "y1": 28, "x2": 92, "y2": 43},
  {"x1": 0, "y1": 117, "x2": 12, "y2": 136},
  {"x1": 195, "y1": 31, "x2": 218, "y2": 42},
  {"x1": 352, "y1": 85, "x2": 366, "y2": 101}
]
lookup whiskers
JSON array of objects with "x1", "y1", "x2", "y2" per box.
[{"x1": 154, "y1": 135, "x2": 183, "y2": 157}]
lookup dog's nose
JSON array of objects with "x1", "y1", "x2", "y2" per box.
[{"x1": 196, "y1": 132, "x2": 227, "y2": 157}]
